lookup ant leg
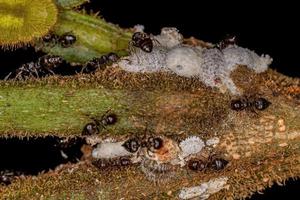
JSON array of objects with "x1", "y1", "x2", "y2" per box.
[
  {"x1": 128, "y1": 43, "x2": 141, "y2": 64},
  {"x1": 4, "y1": 72, "x2": 12, "y2": 81},
  {"x1": 100, "y1": 109, "x2": 112, "y2": 120},
  {"x1": 249, "y1": 106, "x2": 258, "y2": 115},
  {"x1": 150, "y1": 34, "x2": 161, "y2": 46},
  {"x1": 32, "y1": 66, "x2": 40, "y2": 78},
  {"x1": 90, "y1": 117, "x2": 101, "y2": 126},
  {"x1": 47, "y1": 69, "x2": 56, "y2": 76},
  {"x1": 14, "y1": 70, "x2": 24, "y2": 81}
]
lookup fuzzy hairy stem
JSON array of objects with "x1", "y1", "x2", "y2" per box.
[
  {"x1": 0, "y1": 66, "x2": 299, "y2": 199},
  {"x1": 35, "y1": 9, "x2": 133, "y2": 63}
]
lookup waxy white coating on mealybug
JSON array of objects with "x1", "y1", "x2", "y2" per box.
[
  {"x1": 119, "y1": 27, "x2": 272, "y2": 94},
  {"x1": 223, "y1": 45, "x2": 273, "y2": 73},
  {"x1": 92, "y1": 141, "x2": 132, "y2": 159},
  {"x1": 118, "y1": 46, "x2": 168, "y2": 72},
  {"x1": 133, "y1": 24, "x2": 145, "y2": 33},
  {"x1": 206, "y1": 137, "x2": 220, "y2": 147},
  {"x1": 140, "y1": 158, "x2": 175, "y2": 182},
  {"x1": 166, "y1": 46, "x2": 203, "y2": 77},
  {"x1": 179, "y1": 136, "x2": 205, "y2": 159},
  {"x1": 178, "y1": 177, "x2": 228, "y2": 200},
  {"x1": 154, "y1": 27, "x2": 183, "y2": 48}
]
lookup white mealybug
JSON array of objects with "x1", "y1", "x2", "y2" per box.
[
  {"x1": 199, "y1": 48, "x2": 225, "y2": 87},
  {"x1": 205, "y1": 137, "x2": 220, "y2": 147},
  {"x1": 133, "y1": 24, "x2": 145, "y2": 33},
  {"x1": 223, "y1": 45, "x2": 273, "y2": 73},
  {"x1": 166, "y1": 46, "x2": 203, "y2": 77},
  {"x1": 178, "y1": 177, "x2": 228, "y2": 200},
  {"x1": 92, "y1": 141, "x2": 132, "y2": 159},
  {"x1": 140, "y1": 158, "x2": 176, "y2": 183},
  {"x1": 118, "y1": 46, "x2": 168, "y2": 72},
  {"x1": 118, "y1": 27, "x2": 273, "y2": 94},
  {"x1": 154, "y1": 27, "x2": 183, "y2": 48},
  {"x1": 179, "y1": 136, "x2": 205, "y2": 159}
]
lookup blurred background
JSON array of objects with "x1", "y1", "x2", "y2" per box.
[{"x1": 0, "y1": 0, "x2": 299, "y2": 199}]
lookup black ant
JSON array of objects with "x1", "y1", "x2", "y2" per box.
[
  {"x1": 122, "y1": 133, "x2": 164, "y2": 156},
  {"x1": 122, "y1": 137, "x2": 141, "y2": 153},
  {"x1": 187, "y1": 156, "x2": 228, "y2": 171},
  {"x1": 82, "y1": 52, "x2": 120, "y2": 73},
  {"x1": 217, "y1": 34, "x2": 237, "y2": 50},
  {"x1": 129, "y1": 32, "x2": 160, "y2": 53},
  {"x1": 92, "y1": 156, "x2": 133, "y2": 170},
  {"x1": 82, "y1": 110, "x2": 117, "y2": 136},
  {"x1": 230, "y1": 96, "x2": 271, "y2": 113},
  {"x1": 59, "y1": 33, "x2": 76, "y2": 48},
  {"x1": 4, "y1": 55, "x2": 65, "y2": 80},
  {"x1": 42, "y1": 32, "x2": 76, "y2": 48},
  {"x1": 187, "y1": 159, "x2": 206, "y2": 171},
  {"x1": 208, "y1": 157, "x2": 228, "y2": 170},
  {"x1": 0, "y1": 170, "x2": 23, "y2": 186},
  {"x1": 146, "y1": 136, "x2": 163, "y2": 152}
]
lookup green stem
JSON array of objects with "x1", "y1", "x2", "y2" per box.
[{"x1": 35, "y1": 10, "x2": 133, "y2": 63}]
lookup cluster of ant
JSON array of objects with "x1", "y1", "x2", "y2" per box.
[
  {"x1": 129, "y1": 31, "x2": 236, "y2": 55},
  {"x1": 81, "y1": 52, "x2": 119, "y2": 73},
  {"x1": 4, "y1": 55, "x2": 65, "y2": 80},
  {"x1": 4, "y1": 31, "x2": 120, "y2": 80},
  {"x1": 91, "y1": 136, "x2": 164, "y2": 170}
]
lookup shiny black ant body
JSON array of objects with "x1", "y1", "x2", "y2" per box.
[
  {"x1": 4, "y1": 55, "x2": 65, "y2": 80},
  {"x1": 147, "y1": 137, "x2": 163, "y2": 152},
  {"x1": 130, "y1": 32, "x2": 159, "y2": 53},
  {"x1": 122, "y1": 138, "x2": 141, "y2": 153},
  {"x1": 231, "y1": 97, "x2": 271, "y2": 112},
  {"x1": 42, "y1": 32, "x2": 76, "y2": 48},
  {"x1": 82, "y1": 52, "x2": 120, "y2": 73},
  {"x1": 92, "y1": 156, "x2": 133, "y2": 170},
  {"x1": 187, "y1": 159, "x2": 206, "y2": 171},
  {"x1": 131, "y1": 32, "x2": 153, "y2": 52},
  {"x1": 82, "y1": 110, "x2": 117, "y2": 136},
  {"x1": 209, "y1": 157, "x2": 228, "y2": 170},
  {"x1": 187, "y1": 156, "x2": 228, "y2": 171},
  {"x1": 217, "y1": 34, "x2": 237, "y2": 50},
  {"x1": 122, "y1": 135, "x2": 163, "y2": 154}
]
